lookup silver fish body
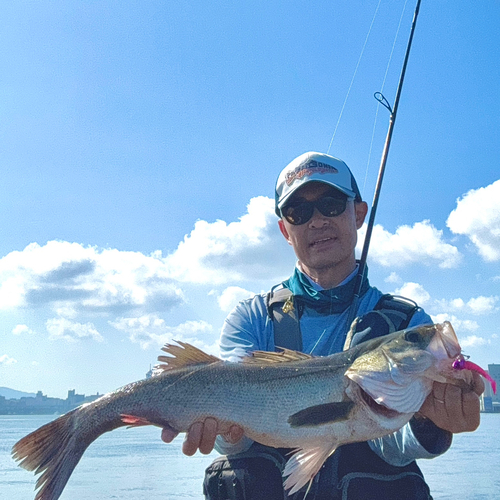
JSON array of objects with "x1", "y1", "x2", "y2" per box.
[{"x1": 12, "y1": 321, "x2": 469, "y2": 499}]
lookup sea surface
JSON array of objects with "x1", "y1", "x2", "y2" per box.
[{"x1": 1, "y1": 413, "x2": 498, "y2": 499}]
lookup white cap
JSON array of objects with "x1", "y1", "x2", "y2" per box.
[{"x1": 275, "y1": 152, "x2": 361, "y2": 216}]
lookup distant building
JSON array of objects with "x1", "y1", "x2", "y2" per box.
[
  {"x1": 0, "y1": 389, "x2": 100, "y2": 415},
  {"x1": 67, "y1": 389, "x2": 86, "y2": 408},
  {"x1": 488, "y1": 364, "x2": 500, "y2": 403},
  {"x1": 480, "y1": 364, "x2": 500, "y2": 412},
  {"x1": 482, "y1": 396, "x2": 494, "y2": 412}
]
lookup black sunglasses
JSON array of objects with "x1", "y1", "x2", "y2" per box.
[{"x1": 281, "y1": 195, "x2": 352, "y2": 225}]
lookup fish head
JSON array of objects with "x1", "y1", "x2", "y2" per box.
[{"x1": 345, "y1": 322, "x2": 466, "y2": 419}]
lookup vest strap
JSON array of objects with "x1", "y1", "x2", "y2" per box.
[{"x1": 266, "y1": 287, "x2": 302, "y2": 351}]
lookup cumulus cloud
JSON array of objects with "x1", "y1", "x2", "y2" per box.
[
  {"x1": 110, "y1": 314, "x2": 215, "y2": 352},
  {"x1": 431, "y1": 313, "x2": 479, "y2": 333},
  {"x1": 46, "y1": 318, "x2": 103, "y2": 342},
  {"x1": 215, "y1": 286, "x2": 256, "y2": 312},
  {"x1": 362, "y1": 220, "x2": 462, "y2": 269},
  {"x1": 460, "y1": 335, "x2": 489, "y2": 348},
  {"x1": 12, "y1": 324, "x2": 35, "y2": 335},
  {"x1": 385, "y1": 272, "x2": 402, "y2": 284},
  {"x1": 447, "y1": 179, "x2": 500, "y2": 261},
  {"x1": 0, "y1": 354, "x2": 17, "y2": 366},
  {"x1": 0, "y1": 241, "x2": 184, "y2": 316},
  {"x1": 393, "y1": 282, "x2": 431, "y2": 306},
  {"x1": 165, "y1": 196, "x2": 292, "y2": 284},
  {"x1": 467, "y1": 296, "x2": 498, "y2": 315},
  {"x1": 435, "y1": 295, "x2": 498, "y2": 315}
]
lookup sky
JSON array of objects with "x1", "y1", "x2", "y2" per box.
[{"x1": 1, "y1": 0, "x2": 499, "y2": 399}]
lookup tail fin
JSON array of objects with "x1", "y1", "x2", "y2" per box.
[{"x1": 12, "y1": 409, "x2": 90, "y2": 500}]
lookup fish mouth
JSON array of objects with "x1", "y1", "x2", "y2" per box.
[
  {"x1": 428, "y1": 321, "x2": 461, "y2": 360},
  {"x1": 359, "y1": 387, "x2": 402, "y2": 419}
]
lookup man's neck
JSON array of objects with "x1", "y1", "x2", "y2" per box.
[{"x1": 298, "y1": 261, "x2": 357, "y2": 290}]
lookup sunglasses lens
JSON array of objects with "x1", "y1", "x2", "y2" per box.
[
  {"x1": 282, "y1": 202, "x2": 314, "y2": 225},
  {"x1": 282, "y1": 196, "x2": 349, "y2": 225},
  {"x1": 316, "y1": 197, "x2": 347, "y2": 217}
]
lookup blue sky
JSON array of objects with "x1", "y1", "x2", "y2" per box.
[{"x1": 1, "y1": 0, "x2": 499, "y2": 399}]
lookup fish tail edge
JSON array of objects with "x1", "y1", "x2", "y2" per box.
[{"x1": 12, "y1": 408, "x2": 88, "y2": 500}]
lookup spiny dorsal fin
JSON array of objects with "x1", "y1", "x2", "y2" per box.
[
  {"x1": 156, "y1": 341, "x2": 221, "y2": 371},
  {"x1": 243, "y1": 347, "x2": 314, "y2": 365}
]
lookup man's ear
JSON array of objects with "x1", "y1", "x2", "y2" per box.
[
  {"x1": 355, "y1": 201, "x2": 368, "y2": 229},
  {"x1": 278, "y1": 219, "x2": 292, "y2": 245}
]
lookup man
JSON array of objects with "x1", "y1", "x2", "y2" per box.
[{"x1": 163, "y1": 152, "x2": 483, "y2": 499}]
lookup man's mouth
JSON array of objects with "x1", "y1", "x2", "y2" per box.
[{"x1": 310, "y1": 237, "x2": 335, "y2": 247}]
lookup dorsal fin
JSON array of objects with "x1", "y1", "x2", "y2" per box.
[
  {"x1": 243, "y1": 347, "x2": 314, "y2": 365},
  {"x1": 156, "y1": 341, "x2": 221, "y2": 371}
]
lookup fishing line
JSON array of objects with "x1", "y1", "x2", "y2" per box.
[
  {"x1": 308, "y1": 328, "x2": 327, "y2": 355},
  {"x1": 326, "y1": 0, "x2": 382, "y2": 155},
  {"x1": 362, "y1": 0, "x2": 410, "y2": 196},
  {"x1": 344, "y1": 0, "x2": 423, "y2": 334}
]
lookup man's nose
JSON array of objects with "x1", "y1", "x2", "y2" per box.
[{"x1": 308, "y1": 207, "x2": 330, "y2": 227}]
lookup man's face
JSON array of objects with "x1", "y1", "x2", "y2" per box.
[{"x1": 278, "y1": 182, "x2": 368, "y2": 281}]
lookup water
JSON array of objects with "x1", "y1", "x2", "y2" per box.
[{"x1": 1, "y1": 414, "x2": 498, "y2": 499}]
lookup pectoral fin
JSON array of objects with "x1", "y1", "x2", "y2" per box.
[
  {"x1": 121, "y1": 415, "x2": 154, "y2": 428},
  {"x1": 288, "y1": 401, "x2": 355, "y2": 427},
  {"x1": 283, "y1": 443, "x2": 337, "y2": 495}
]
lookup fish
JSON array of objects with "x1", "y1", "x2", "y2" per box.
[{"x1": 12, "y1": 321, "x2": 477, "y2": 499}]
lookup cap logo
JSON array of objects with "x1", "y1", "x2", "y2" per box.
[{"x1": 285, "y1": 160, "x2": 339, "y2": 186}]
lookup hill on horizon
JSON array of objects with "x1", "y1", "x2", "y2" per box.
[{"x1": 0, "y1": 387, "x2": 37, "y2": 399}]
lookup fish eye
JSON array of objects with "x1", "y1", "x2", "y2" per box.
[{"x1": 405, "y1": 330, "x2": 421, "y2": 343}]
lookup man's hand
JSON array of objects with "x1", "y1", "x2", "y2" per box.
[
  {"x1": 161, "y1": 418, "x2": 244, "y2": 456},
  {"x1": 417, "y1": 371, "x2": 485, "y2": 433}
]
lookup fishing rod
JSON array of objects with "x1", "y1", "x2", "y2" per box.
[{"x1": 345, "y1": 0, "x2": 423, "y2": 330}]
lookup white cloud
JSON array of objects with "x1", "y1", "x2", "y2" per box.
[
  {"x1": 431, "y1": 313, "x2": 479, "y2": 333},
  {"x1": 0, "y1": 354, "x2": 17, "y2": 366},
  {"x1": 393, "y1": 282, "x2": 431, "y2": 306},
  {"x1": 460, "y1": 335, "x2": 489, "y2": 348},
  {"x1": 447, "y1": 179, "x2": 500, "y2": 261},
  {"x1": 0, "y1": 241, "x2": 184, "y2": 315},
  {"x1": 164, "y1": 196, "x2": 292, "y2": 284},
  {"x1": 110, "y1": 314, "x2": 216, "y2": 352},
  {"x1": 384, "y1": 272, "x2": 402, "y2": 284},
  {"x1": 46, "y1": 318, "x2": 103, "y2": 342},
  {"x1": 466, "y1": 296, "x2": 498, "y2": 315},
  {"x1": 434, "y1": 295, "x2": 498, "y2": 316},
  {"x1": 361, "y1": 220, "x2": 462, "y2": 269},
  {"x1": 216, "y1": 286, "x2": 256, "y2": 312},
  {"x1": 12, "y1": 324, "x2": 35, "y2": 335}
]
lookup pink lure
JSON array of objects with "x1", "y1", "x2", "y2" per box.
[{"x1": 452, "y1": 356, "x2": 497, "y2": 394}]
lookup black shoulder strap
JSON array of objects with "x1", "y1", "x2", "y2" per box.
[
  {"x1": 374, "y1": 294, "x2": 419, "y2": 331},
  {"x1": 266, "y1": 288, "x2": 303, "y2": 351},
  {"x1": 344, "y1": 293, "x2": 420, "y2": 350}
]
